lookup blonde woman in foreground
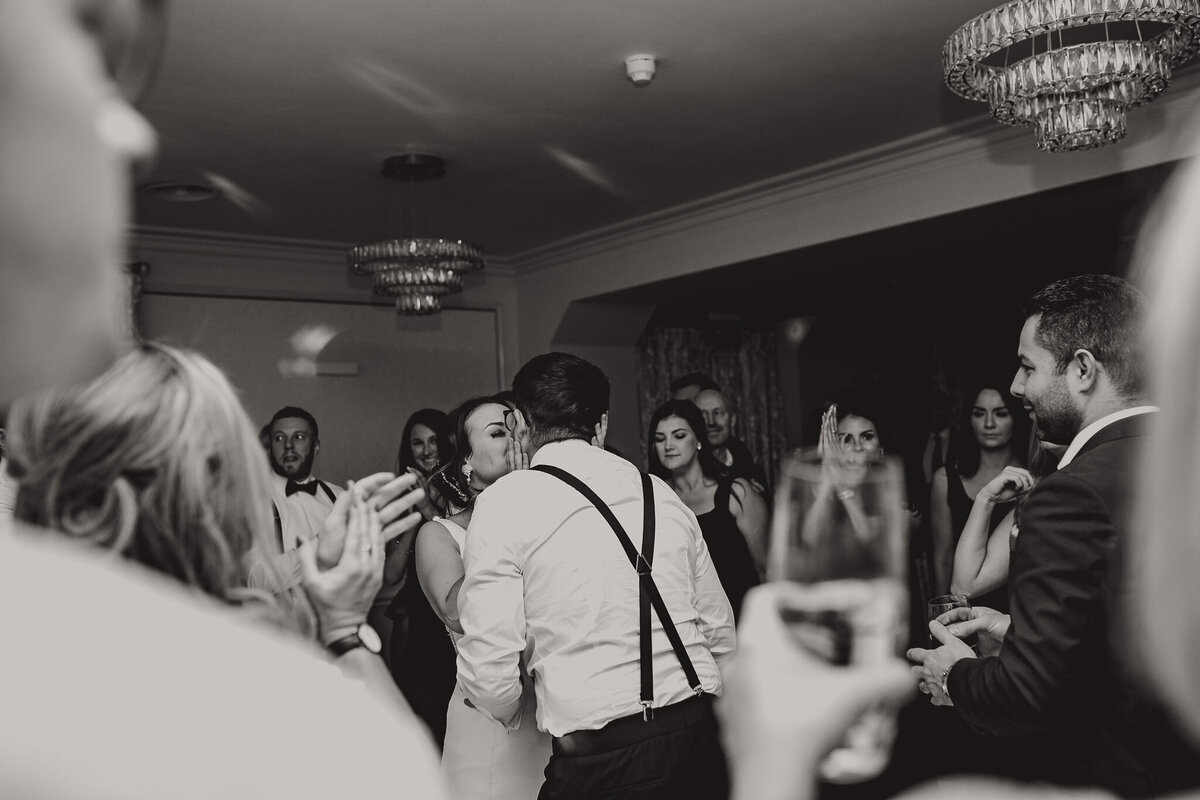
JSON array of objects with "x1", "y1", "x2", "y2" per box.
[
  {"x1": 716, "y1": 152, "x2": 1200, "y2": 800},
  {"x1": 5, "y1": 342, "x2": 427, "y2": 703}
]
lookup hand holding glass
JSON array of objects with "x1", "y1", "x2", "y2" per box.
[
  {"x1": 768, "y1": 448, "x2": 908, "y2": 783},
  {"x1": 927, "y1": 593, "x2": 979, "y2": 652}
]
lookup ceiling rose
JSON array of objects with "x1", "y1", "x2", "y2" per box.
[
  {"x1": 943, "y1": 0, "x2": 1200, "y2": 152},
  {"x1": 347, "y1": 155, "x2": 485, "y2": 315}
]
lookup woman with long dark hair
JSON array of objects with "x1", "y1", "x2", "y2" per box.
[
  {"x1": 929, "y1": 380, "x2": 1027, "y2": 605},
  {"x1": 949, "y1": 431, "x2": 1064, "y2": 601},
  {"x1": 414, "y1": 394, "x2": 549, "y2": 799},
  {"x1": 648, "y1": 399, "x2": 766, "y2": 620},
  {"x1": 385, "y1": 407, "x2": 458, "y2": 746},
  {"x1": 395, "y1": 408, "x2": 448, "y2": 524}
]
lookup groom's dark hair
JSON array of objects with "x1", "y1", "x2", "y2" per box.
[{"x1": 513, "y1": 352, "x2": 610, "y2": 448}]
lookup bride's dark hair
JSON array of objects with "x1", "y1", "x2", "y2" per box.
[{"x1": 436, "y1": 395, "x2": 508, "y2": 510}]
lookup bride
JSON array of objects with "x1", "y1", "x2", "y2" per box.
[{"x1": 414, "y1": 395, "x2": 551, "y2": 799}]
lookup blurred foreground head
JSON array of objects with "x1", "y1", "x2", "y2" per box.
[
  {"x1": 4, "y1": 343, "x2": 289, "y2": 618},
  {"x1": 1133, "y1": 151, "x2": 1200, "y2": 746},
  {"x1": 0, "y1": 0, "x2": 162, "y2": 404}
]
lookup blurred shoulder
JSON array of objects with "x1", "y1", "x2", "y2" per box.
[{"x1": 898, "y1": 777, "x2": 1106, "y2": 800}]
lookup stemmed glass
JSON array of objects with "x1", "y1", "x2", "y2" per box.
[{"x1": 768, "y1": 447, "x2": 908, "y2": 783}]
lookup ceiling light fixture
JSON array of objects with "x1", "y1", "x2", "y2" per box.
[
  {"x1": 347, "y1": 154, "x2": 485, "y2": 315},
  {"x1": 943, "y1": 0, "x2": 1200, "y2": 152}
]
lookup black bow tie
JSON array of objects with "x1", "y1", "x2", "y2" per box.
[{"x1": 286, "y1": 479, "x2": 318, "y2": 497}]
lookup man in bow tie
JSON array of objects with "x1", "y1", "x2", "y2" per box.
[{"x1": 261, "y1": 406, "x2": 344, "y2": 588}]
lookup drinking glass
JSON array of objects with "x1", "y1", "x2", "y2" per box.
[
  {"x1": 768, "y1": 448, "x2": 908, "y2": 783},
  {"x1": 927, "y1": 593, "x2": 977, "y2": 650}
]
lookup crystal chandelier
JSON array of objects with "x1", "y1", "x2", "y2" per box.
[
  {"x1": 347, "y1": 155, "x2": 485, "y2": 315},
  {"x1": 943, "y1": 0, "x2": 1200, "y2": 152}
]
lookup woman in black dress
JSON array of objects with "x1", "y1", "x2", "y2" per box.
[
  {"x1": 928, "y1": 380, "x2": 1027, "y2": 609},
  {"x1": 647, "y1": 399, "x2": 766, "y2": 620},
  {"x1": 384, "y1": 408, "x2": 456, "y2": 748}
]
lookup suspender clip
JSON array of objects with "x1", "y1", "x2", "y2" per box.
[
  {"x1": 691, "y1": 684, "x2": 704, "y2": 696},
  {"x1": 635, "y1": 553, "x2": 652, "y2": 576},
  {"x1": 640, "y1": 700, "x2": 654, "y2": 721}
]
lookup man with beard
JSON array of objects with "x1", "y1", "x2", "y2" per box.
[
  {"x1": 694, "y1": 388, "x2": 768, "y2": 494},
  {"x1": 262, "y1": 406, "x2": 344, "y2": 589},
  {"x1": 909, "y1": 275, "x2": 1200, "y2": 797}
]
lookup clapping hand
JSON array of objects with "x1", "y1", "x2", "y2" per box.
[
  {"x1": 299, "y1": 483, "x2": 384, "y2": 644},
  {"x1": 817, "y1": 404, "x2": 842, "y2": 461},
  {"x1": 314, "y1": 472, "x2": 424, "y2": 569},
  {"x1": 404, "y1": 466, "x2": 444, "y2": 521},
  {"x1": 980, "y1": 466, "x2": 1035, "y2": 504},
  {"x1": 817, "y1": 405, "x2": 854, "y2": 489}
]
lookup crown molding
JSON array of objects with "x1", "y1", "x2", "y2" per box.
[{"x1": 510, "y1": 73, "x2": 1200, "y2": 278}]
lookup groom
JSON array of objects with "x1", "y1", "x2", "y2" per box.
[
  {"x1": 456, "y1": 352, "x2": 735, "y2": 799},
  {"x1": 908, "y1": 274, "x2": 1200, "y2": 797}
]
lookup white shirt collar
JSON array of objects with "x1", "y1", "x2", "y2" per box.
[
  {"x1": 1056, "y1": 405, "x2": 1159, "y2": 469},
  {"x1": 528, "y1": 438, "x2": 592, "y2": 467}
]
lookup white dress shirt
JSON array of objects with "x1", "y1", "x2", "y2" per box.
[
  {"x1": 270, "y1": 472, "x2": 342, "y2": 549},
  {"x1": 457, "y1": 440, "x2": 736, "y2": 737},
  {"x1": 250, "y1": 473, "x2": 343, "y2": 590},
  {"x1": 1056, "y1": 406, "x2": 1159, "y2": 469}
]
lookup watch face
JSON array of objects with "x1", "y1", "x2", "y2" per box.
[{"x1": 358, "y1": 623, "x2": 382, "y2": 654}]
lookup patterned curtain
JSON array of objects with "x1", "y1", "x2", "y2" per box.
[{"x1": 635, "y1": 325, "x2": 787, "y2": 485}]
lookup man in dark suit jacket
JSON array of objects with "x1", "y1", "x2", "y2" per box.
[{"x1": 908, "y1": 275, "x2": 1200, "y2": 798}]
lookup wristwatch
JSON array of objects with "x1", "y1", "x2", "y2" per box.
[{"x1": 326, "y1": 623, "x2": 383, "y2": 657}]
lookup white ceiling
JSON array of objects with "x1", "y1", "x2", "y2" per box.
[{"x1": 135, "y1": 0, "x2": 1006, "y2": 259}]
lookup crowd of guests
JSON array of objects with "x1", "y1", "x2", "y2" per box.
[{"x1": 9, "y1": 3, "x2": 1200, "y2": 800}]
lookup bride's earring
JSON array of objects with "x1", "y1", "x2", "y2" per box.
[{"x1": 462, "y1": 462, "x2": 473, "y2": 481}]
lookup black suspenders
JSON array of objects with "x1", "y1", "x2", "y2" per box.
[{"x1": 532, "y1": 465, "x2": 703, "y2": 721}]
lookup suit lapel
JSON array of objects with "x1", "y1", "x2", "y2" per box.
[{"x1": 1072, "y1": 412, "x2": 1154, "y2": 462}]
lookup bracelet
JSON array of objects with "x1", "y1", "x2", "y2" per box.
[{"x1": 940, "y1": 665, "x2": 953, "y2": 698}]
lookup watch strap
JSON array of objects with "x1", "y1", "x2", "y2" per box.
[{"x1": 326, "y1": 623, "x2": 381, "y2": 657}]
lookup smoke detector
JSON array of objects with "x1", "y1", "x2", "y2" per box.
[{"x1": 625, "y1": 54, "x2": 656, "y2": 87}]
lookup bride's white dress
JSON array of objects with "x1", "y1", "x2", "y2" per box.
[{"x1": 435, "y1": 517, "x2": 552, "y2": 800}]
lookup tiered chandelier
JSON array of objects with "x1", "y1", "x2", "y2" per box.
[
  {"x1": 348, "y1": 155, "x2": 485, "y2": 315},
  {"x1": 943, "y1": 0, "x2": 1200, "y2": 152}
]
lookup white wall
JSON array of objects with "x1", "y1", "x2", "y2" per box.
[
  {"x1": 141, "y1": 294, "x2": 501, "y2": 485},
  {"x1": 132, "y1": 229, "x2": 521, "y2": 384},
  {"x1": 132, "y1": 230, "x2": 518, "y2": 483}
]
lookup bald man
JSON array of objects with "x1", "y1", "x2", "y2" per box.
[{"x1": 694, "y1": 389, "x2": 768, "y2": 493}]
